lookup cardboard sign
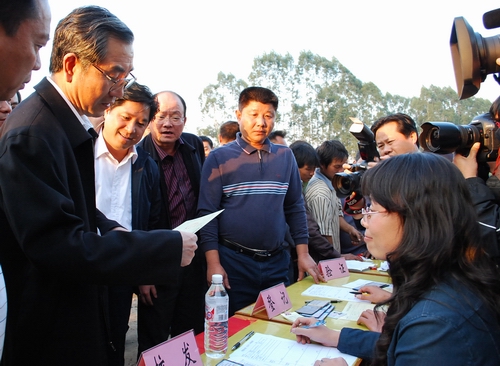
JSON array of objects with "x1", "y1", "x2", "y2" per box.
[
  {"x1": 137, "y1": 330, "x2": 201, "y2": 366},
  {"x1": 319, "y1": 257, "x2": 350, "y2": 281},
  {"x1": 251, "y1": 282, "x2": 292, "y2": 318}
]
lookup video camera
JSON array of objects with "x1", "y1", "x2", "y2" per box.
[
  {"x1": 332, "y1": 118, "x2": 380, "y2": 198},
  {"x1": 419, "y1": 8, "x2": 500, "y2": 162},
  {"x1": 451, "y1": 8, "x2": 500, "y2": 99}
]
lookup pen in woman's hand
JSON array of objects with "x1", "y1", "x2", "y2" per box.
[{"x1": 301, "y1": 319, "x2": 326, "y2": 328}]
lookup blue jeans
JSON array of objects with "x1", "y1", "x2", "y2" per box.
[{"x1": 218, "y1": 244, "x2": 291, "y2": 315}]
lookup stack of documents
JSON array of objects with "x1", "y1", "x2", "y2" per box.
[
  {"x1": 229, "y1": 333, "x2": 357, "y2": 366},
  {"x1": 345, "y1": 260, "x2": 373, "y2": 272},
  {"x1": 302, "y1": 285, "x2": 368, "y2": 302},
  {"x1": 296, "y1": 300, "x2": 332, "y2": 318}
]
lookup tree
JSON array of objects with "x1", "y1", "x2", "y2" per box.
[
  {"x1": 197, "y1": 50, "x2": 493, "y2": 156},
  {"x1": 197, "y1": 72, "x2": 247, "y2": 139}
]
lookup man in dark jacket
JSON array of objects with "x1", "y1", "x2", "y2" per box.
[
  {"x1": 94, "y1": 82, "x2": 163, "y2": 366},
  {"x1": 137, "y1": 91, "x2": 206, "y2": 355},
  {"x1": 0, "y1": 6, "x2": 197, "y2": 365},
  {"x1": 0, "y1": 0, "x2": 52, "y2": 361}
]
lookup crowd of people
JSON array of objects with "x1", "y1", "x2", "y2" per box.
[{"x1": 0, "y1": 1, "x2": 499, "y2": 366}]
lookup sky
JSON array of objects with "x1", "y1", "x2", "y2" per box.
[{"x1": 24, "y1": 0, "x2": 500, "y2": 134}]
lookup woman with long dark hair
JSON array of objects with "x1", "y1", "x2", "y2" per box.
[{"x1": 292, "y1": 153, "x2": 500, "y2": 365}]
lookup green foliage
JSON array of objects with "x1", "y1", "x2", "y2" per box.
[
  {"x1": 197, "y1": 51, "x2": 493, "y2": 157},
  {"x1": 197, "y1": 72, "x2": 248, "y2": 140}
]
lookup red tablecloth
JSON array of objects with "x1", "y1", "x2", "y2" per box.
[{"x1": 195, "y1": 315, "x2": 257, "y2": 354}]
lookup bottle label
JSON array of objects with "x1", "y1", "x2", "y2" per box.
[{"x1": 205, "y1": 303, "x2": 228, "y2": 322}]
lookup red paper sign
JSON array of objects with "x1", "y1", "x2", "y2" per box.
[
  {"x1": 251, "y1": 282, "x2": 292, "y2": 318},
  {"x1": 137, "y1": 330, "x2": 201, "y2": 366},
  {"x1": 319, "y1": 257, "x2": 350, "y2": 281}
]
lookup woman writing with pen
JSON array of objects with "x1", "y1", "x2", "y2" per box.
[{"x1": 291, "y1": 153, "x2": 500, "y2": 365}]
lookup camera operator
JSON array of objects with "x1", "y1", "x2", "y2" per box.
[
  {"x1": 344, "y1": 113, "x2": 420, "y2": 216},
  {"x1": 453, "y1": 96, "x2": 500, "y2": 266},
  {"x1": 371, "y1": 113, "x2": 420, "y2": 160}
]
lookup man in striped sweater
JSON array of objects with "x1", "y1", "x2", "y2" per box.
[{"x1": 198, "y1": 86, "x2": 323, "y2": 315}]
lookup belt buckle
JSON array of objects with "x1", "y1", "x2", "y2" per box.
[{"x1": 252, "y1": 251, "x2": 271, "y2": 261}]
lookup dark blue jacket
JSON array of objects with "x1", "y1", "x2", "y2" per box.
[
  {"x1": 139, "y1": 133, "x2": 204, "y2": 229},
  {"x1": 337, "y1": 277, "x2": 500, "y2": 365},
  {"x1": 131, "y1": 146, "x2": 162, "y2": 231}
]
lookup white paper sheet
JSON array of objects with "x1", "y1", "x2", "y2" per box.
[
  {"x1": 338, "y1": 302, "x2": 376, "y2": 321},
  {"x1": 229, "y1": 332, "x2": 357, "y2": 366},
  {"x1": 342, "y1": 279, "x2": 392, "y2": 291},
  {"x1": 345, "y1": 260, "x2": 372, "y2": 272},
  {"x1": 301, "y1": 285, "x2": 369, "y2": 303},
  {"x1": 173, "y1": 209, "x2": 224, "y2": 233}
]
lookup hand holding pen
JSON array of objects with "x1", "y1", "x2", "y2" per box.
[
  {"x1": 300, "y1": 319, "x2": 326, "y2": 328},
  {"x1": 351, "y1": 285, "x2": 391, "y2": 303},
  {"x1": 291, "y1": 317, "x2": 340, "y2": 347}
]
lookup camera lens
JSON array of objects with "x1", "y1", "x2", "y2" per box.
[
  {"x1": 420, "y1": 122, "x2": 477, "y2": 154},
  {"x1": 422, "y1": 126, "x2": 442, "y2": 152},
  {"x1": 332, "y1": 172, "x2": 362, "y2": 198}
]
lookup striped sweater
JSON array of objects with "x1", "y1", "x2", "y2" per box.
[{"x1": 198, "y1": 133, "x2": 308, "y2": 252}]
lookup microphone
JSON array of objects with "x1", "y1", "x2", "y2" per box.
[{"x1": 483, "y1": 8, "x2": 500, "y2": 29}]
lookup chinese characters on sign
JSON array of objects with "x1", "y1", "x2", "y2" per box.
[
  {"x1": 138, "y1": 330, "x2": 202, "y2": 366},
  {"x1": 266, "y1": 294, "x2": 276, "y2": 312},
  {"x1": 319, "y1": 258, "x2": 350, "y2": 281},
  {"x1": 252, "y1": 282, "x2": 292, "y2": 318},
  {"x1": 182, "y1": 342, "x2": 197, "y2": 366}
]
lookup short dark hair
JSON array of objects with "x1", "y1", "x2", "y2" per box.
[
  {"x1": 238, "y1": 86, "x2": 278, "y2": 111},
  {"x1": 109, "y1": 83, "x2": 158, "y2": 122},
  {"x1": 50, "y1": 6, "x2": 134, "y2": 73},
  {"x1": 155, "y1": 91, "x2": 187, "y2": 117},
  {"x1": 316, "y1": 140, "x2": 348, "y2": 167},
  {"x1": 268, "y1": 130, "x2": 287, "y2": 141},
  {"x1": 290, "y1": 140, "x2": 319, "y2": 169},
  {"x1": 219, "y1": 121, "x2": 239, "y2": 141},
  {"x1": 0, "y1": 0, "x2": 38, "y2": 36},
  {"x1": 371, "y1": 113, "x2": 419, "y2": 147},
  {"x1": 199, "y1": 136, "x2": 213, "y2": 148},
  {"x1": 489, "y1": 95, "x2": 500, "y2": 120}
]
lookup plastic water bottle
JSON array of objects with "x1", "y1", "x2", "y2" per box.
[{"x1": 204, "y1": 274, "x2": 229, "y2": 358}]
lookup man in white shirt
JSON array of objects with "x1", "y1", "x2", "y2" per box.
[{"x1": 94, "y1": 83, "x2": 160, "y2": 366}]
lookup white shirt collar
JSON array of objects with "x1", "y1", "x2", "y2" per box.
[
  {"x1": 46, "y1": 76, "x2": 94, "y2": 131},
  {"x1": 95, "y1": 132, "x2": 138, "y2": 165}
]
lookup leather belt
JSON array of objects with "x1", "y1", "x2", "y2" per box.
[{"x1": 219, "y1": 238, "x2": 284, "y2": 262}]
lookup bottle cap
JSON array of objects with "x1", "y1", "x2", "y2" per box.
[{"x1": 212, "y1": 274, "x2": 223, "y2": 283}]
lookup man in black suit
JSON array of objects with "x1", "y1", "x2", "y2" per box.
[
  {"x1": 138, "y1": 91, "x2": 206, "y2": 354},
  {"x1": 0, "y1": 0, "x2": 49, "y2": 101},
  {"x1": 0, "y1": 6, "x2": 197, "y2": 366},
  {"x1": 0, "y1": 0, "x2": 51, "y2": 362}
]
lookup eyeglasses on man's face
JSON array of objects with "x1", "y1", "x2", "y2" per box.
[
  {"x1": 92, "y1": 64, "x2": 136, "y2": 92},
  {"x1": 154, "y1": 114, "x2": 185, "y2": 126}
]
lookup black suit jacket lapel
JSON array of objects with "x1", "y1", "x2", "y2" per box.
[{"x1": 34, "y1": 78, "x2": 98, "y2": 232}]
